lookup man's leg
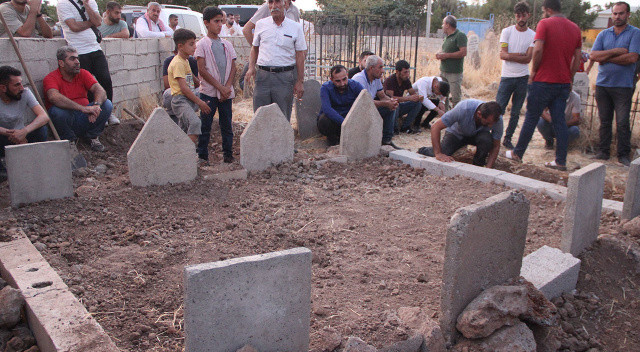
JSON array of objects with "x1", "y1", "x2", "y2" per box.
[
  {"x1": 612, "y1": 87, "x2": 634, "y2": 159},
  {"x1": 197, "y1": 93, "x2": 218, "y2": 161},
  {"x1": 470, "y1": 131, "x2": 493, "y2": 166},
  {"x1": 48, "y1": 106, "x2": 79, "y2": 141},
  {"x1": 536, "y1": 118, "x2": 554, "y2": 144},
  {"x1": 172, "y1": 96, "x2": 201, "y2": 143},
  {"x1": 79, "y1": 50, "x2": 113, "y2": 102},
  {"x1": 495, "y1": 77, "x2": 516, "y2": 142},
  {"x1": 399, "y1": 101, "x2": 422, "y2": 131},
  {"x1": 548, "y1": 84, "x2": 571, "y2": 166},
  {"x1": 0, "y1": 134, "x2": 10, "y2": 158},
  {"x1": 378, "y1": 106, "x2": 396, "y2": 144},
  {"x1": 252, "y1": 69, "x2": 273, "y2": 113},
  {"x1": 218, "y1": 98, "x2": 234, "y2": 160},
  {"x1": 507, "y1": 76, "x2": 529, "y2": 144},
  {"x1": 595, "y1": 85, "x2": 614, "y2": 158},
  {"x1": 440, "y1": 132, "x2": 465, "y2": 156},
  {"x1": 85, "y1": 100, "x2": 112, "y2": 139},
  {"x1": 567, "y1": 126, "x2": 580, "y2": 145},
  {"x1": 271, "y1": 70, "x2": 296, "y2": 121},
  {"x1": 26, "y1": 125, "x2": 48, "y2": 143},
  {"x1": 441, "y1": 72, "x2": 462, "y2": 109},
  {"x1": 317, "y1": 113, "x2": 341, "y2": 146},
  {"x1": 513, "y1": 82, "x2": 551, "y2": 160}
]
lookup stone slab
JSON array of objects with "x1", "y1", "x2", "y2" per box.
[
  {"x1": 623, "y1": 158, "x2": 640, "y2": 219},
  {"x1": 240, "y1": 103, "x2": 295, "y2": 172},
  {"x1": 440, "y1": 191, "x2": 530, "y2": 343},
  {"x1": 602, "y1": 198, "x2": 623, "y2": 216},
  {"x1": 295, "y1": 80, "x2": 321, "y2": 139},
  {"x1": 418, "y1": 157, "x2": 464, "y2": 177},
  {"x1": 454, "y1": 163, "x2": 506, "y2": 183},
  {"x1": 389, "y1": 150, "x2": 427, "y2": 168},
  {"x1": 5, "y1": 140, "x2": 73, "y2": 206},
  {"x1": 562, "y1": 163, "x2": 606, "y2": 256},
  {"x1": 340, "y1": 90, "x2": 382, "y2": 160},
  {"x1": 184, "y1": 247, "x2": 312, "y2": 352},
  {"x1": 520, "y1": 245, "x2": 581, "y2": 299},
  {"x1": 494, "y1": 173, "x2": 548, "y2": 193},
  {"x1": 127, "y1": 107, "x2": 197, "y2": 187},
  {"x1": 203, "y1": 169, "x2": 248, "y2": 182}
]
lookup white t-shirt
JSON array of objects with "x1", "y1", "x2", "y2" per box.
[
  {"x1": 499, "y1": 25, "x2": 535, "y2": 78},
  {"x1": 253, "y1": 17, "x2": 307, "y2": 67},
  {"x1": 220, "y1": 23, "x2": 242, "y2": 37},
  {"x1": 412, "y1": 76, "x2": 445, "y2": 110},
  {"x1": 135, "y1": 16, "x2": 174, "y2": 38},
  {"x1": 57, "y1": 0, "x2": 102, "y2": 55}
]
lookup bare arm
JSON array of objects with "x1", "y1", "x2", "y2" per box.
[
  {"x1": 589, "y1": 47, "x2": 628, "y2": 62},
  {"x1": 430, "y1": 119, "x2": 454, "y2": 162},
  {"x1": 567, "y1": 112, "x2": 581, "y2": 127},
  {"x1": 177, "y1": 77, "x2": 210, "y2": 114},
  {"x1": 47, "y1": 88, "x2": 90, "y2": 112},
  {"x1": 570, "y1": 48, "x2": 581, "y2": 81},
  {"x1": 439, "y1": 47, "x2": 467, "y2": 59},
  {"x1": 585, "y1": 59, "x2": 595, "y2": 74},
  {"x1": 245, "y1": 45, "x2": 259, "y2": 81},
  {"x1": 82, "y1": 0, "x2": 102, "y2": 27},
  {"x1": 486, "y1": 139, "x2": 501, "y2": 168},
  {"x1": 64, "y1": 18, "x2": 94, "y2": 32},
  {"x1": 242, "y1": 21, "x2": 255, "y2": 45},
  {"x1": 105, "y1": 25, "x2": 129, "y2": 38},
  {"x1": 499, "y1": 46, "x2": 533, "y2": 64},
  {"x1": 529, "y1": 40, "x2": 544, "y2": 82},
  {"x1": 36, "y1": 13, "x2": 52, "y2": 38},
  {"x1": 89, "y1": 83, "x2": 107, "y2": 105},
  {"x1": 294, "y1": 50, "x2": 305, "y2": 99},
  {"x1": 607, "y1": 52, "x2": 639, "y2": 66},
  {"x1": 4, "y1": 104, "x2": 50, "y2": 143},
  {"x1": 14, "y1": 0, "x2": 40, "y2": 37}
]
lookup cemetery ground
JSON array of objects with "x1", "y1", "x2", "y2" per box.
[{"x1": 1, "y1": 108, "x2": 640, "y2": 351}]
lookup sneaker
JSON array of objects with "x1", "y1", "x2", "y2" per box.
[
  {"x1": 502, "y1": 139, "x2": 514, "y2": 150},
  {"x1": 594, "y1": 152, "x2": 609, "y2": 160},
  {"x1": 382, "y1": 141, "x2": 402, "y2": 150},
  {"x1": 417, "y1": 146, "x2": 434, "y2": 157},
  {"x1": 107, "y1": 114, "x2": 120, "y2": 126},
  {"x1": 544, "y1": 139, "x2": 554, "y2": 150},
  {"x1": 618, "y1": 156, "x2": 631, "y2": 167},
  {"x1": 544, "y1": 160, "x2": 567, "y2": 171},
  {"x1": 223, "y1": 155, "x2": 235, "y2": 163},
  {"x1": 89, "y1": 138, "x2": 105, "y2": 152}
]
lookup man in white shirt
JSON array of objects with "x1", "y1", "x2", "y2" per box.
[
  {"x1": 220, "y1": 12, "x2": 242, "y2": 36},
  {"x1": 495, "y1": 1, "x2": 535, "y2": 149},
  {"x1": 135, "y1": 2, "x2": 173, "y2": 38},
  {"x1": 245, "y1": 0, "x2": 306, "y2": 121},
  {"x1": 411, "y1": 76, "x2": 450, "y2": 131}
]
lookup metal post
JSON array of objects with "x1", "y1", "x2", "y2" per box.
[{"x1": 426, "y1": 0, "x2": 432, "y2": 37}]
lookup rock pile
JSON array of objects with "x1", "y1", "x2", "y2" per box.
[{"x1": 0, "y1": 280, "x2": 37, "y2": 352}]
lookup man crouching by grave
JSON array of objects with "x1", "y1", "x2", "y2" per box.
[
  {"x1": 417, "y1": 100, "x2": 503, "y2": 168},
  {"x1": 317, "y1": 64, "x2": 364, "y2": 145},
  {"x1": 44, "y1": 46, "x2": 111, "y2": 152}
]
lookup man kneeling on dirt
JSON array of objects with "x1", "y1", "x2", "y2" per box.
[
  {"x1": 417, "y1": 99, "x2": 503, "y2": 168},
  {"x1": 318, "y1": 64, "x2": 364, "y2": 145}
]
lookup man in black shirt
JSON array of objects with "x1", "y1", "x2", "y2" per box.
[{"x1": 348, "y1": 50, "x2": 374, "y2": 78}]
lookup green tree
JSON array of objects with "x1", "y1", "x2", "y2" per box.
[
  {"x1": 630, "y1": 8, "x2": 640, "y2": 27},
  {"x1": 430, "y1": 0, "x2": 467, "y2": 32}
]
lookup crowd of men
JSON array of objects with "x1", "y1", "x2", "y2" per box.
[{"x1": 0, "y1": 0, "x2": 638, "y2": 178}]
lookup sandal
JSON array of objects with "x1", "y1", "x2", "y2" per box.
[
  {"x1": 504, "y1": 150, "x2": 522, "y2": 162},
  {"x1": 544, "y1": 161, "x2": 567, "y2": 171}
]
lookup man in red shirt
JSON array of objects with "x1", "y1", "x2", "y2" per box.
[
  {"x1": 507, "y1": 0, "x2": 582, "y2": 170},
  {"x1": 44, "y1": 45, "x2": 112, "y2": 151}
]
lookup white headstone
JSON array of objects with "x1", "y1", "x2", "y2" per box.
[
  {"x1": 573, "y1": 72, "x2": 589, "y2": 104},
  {"x1": 295, "y1": 80, "x2": 322, "y2": 140},
  {"x1": 339, "y1": 90, "x2": 383, "y2": 160},
  {"x1": 127, "y1": 107, "x2": 197, "y2": 187},
  {"x1": 623, "y1": 158, "x2": 640, "y2": 219},
  {"x1": 240, "y1": 103, "x2": 295, "y2": 171}
]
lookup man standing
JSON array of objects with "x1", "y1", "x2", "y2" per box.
[
  {"x1": 383, "y1": 59, "x2": 422, "y2": 134},
  {"x1": 245, "y1": 0, "x2": 306, "y2": 121},
  {"x1": 348, "y1": 50, "x2": 374, "y2": 79},
  {"x1": 135, "y1": 2, "x2": 173, "y2": 38},
  {"x1": 168, "y1": 13, "x2": 179, "y2": 32},
  {"x1": 589, "y1": 1, "x2": 640, "y2": 166},
  {"x1": 506, "y1": 0, "x2": 582, "y2": 171},
  {"x1": 98, "y1": 1, "x2": 129, "y2": 39},
  {"x1": 436, "y1": 15, "x2": 466, "y2": 109},
  {"x1": 0, "y1": 0, "x2": 52, "y2": 38},
  {"x1": 318, "y1": 65, "x2": 364, "y2": 145},
  {"x1": 220, "y1": 12, "x2": 241, "y2": 36},
  {"x1": 352, "y1": 55, "x2": 399, "y2": 148},
  {"x1": 242, "y1": 0, "x2": 299, "y2": 44},
  {"x1": 495, "y1": 1, "x2": 535, "y2": 150}
]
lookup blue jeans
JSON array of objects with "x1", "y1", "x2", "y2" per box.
[
  {"x1": 0, "y1": 125, "x2": 48, "y2": 157},
  {"x1": 394, "y1": 101, "x2": 422, "y2": 130},
  {"x1": 198, "y1": 93, "x2": 233, "y2": 160},
  {"x1": 514, "y1": 82, "x2": 570, "y2": 165},
  {"x1": 48, "y1": 100, "x2": 112, "y2": 141},
  {"x1": 495, "y1": 75, "x2": 528, "y2": 141},
  {"x1": 537, "y1": 118, "x2": 580, "y2": 144},
  {"x1": 378, "y1": 106, "x2": 396, "y2": 143}
]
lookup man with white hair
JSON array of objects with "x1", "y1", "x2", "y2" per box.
[{"x1": 135, "y1": 2, "x2": 173, "y2": 38}]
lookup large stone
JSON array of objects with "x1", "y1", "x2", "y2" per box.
[
  {"x1": 184, "y1": 247, "x2": 312, "y2": 352},
  {"x1": 452, "y1": 322, "x2": 536, "y2": 352},
  {"x1": 623, "y1": 158, "x2": 640, "y2": 220},
  {"x1": 520, "y1": 245, "x2": 581, "y2": 299},
  {"x1": 295, "y1": 79, "x2": 321, "y2": 139},
  {"x1": 440, "y1": 191, "x2": 530, "y2": 344},
  {"x1": 340, "y1": 90, "x2": 383, "y2": 160},
  {"x1": 5, "y1": 140, "x2": 73, "y2": 206},
  {"x1": 0, "y1": 286, "x2": 23, "y2": 329},
  {"x1": 343, "y1": 337, "x2": 377, "y2": 352},
  {"x1": 561, "y1": 163, "x2": 606, "y2": 256},
  {"x1": 127, "y1": 107, "x2": 197, "y2": 187},
  {"x1": 240, "y1": 103, "x2": 295, "y2": 172}
]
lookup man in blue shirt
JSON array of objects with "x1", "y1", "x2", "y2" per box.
[
  {"x1": 317, "y1": 65, "x2": 364, "y2": 145},
  {"x1": 589, "y1": 1, "x2": 640, "y2": 166},
  {"x1": 417, "y1": 99, "x2": 503, "y2": 168}
]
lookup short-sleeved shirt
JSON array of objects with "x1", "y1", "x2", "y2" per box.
[
  {"x1": 253, "y1": 17, "x2": 307, "y2": 67},
  {"x1": 562, "y1": 91, "x2": 581, "y2": 122},
  {"x1": 592, "y1": 24, "x2": 640, "y2": 88},
  {"x1": 352, "y1": 69, "x2": 383, "y2": 99},
  {"x1": 383, "y1": 73, "x2": 412, "y2": 97},
  {"x1": 440, "y1": 29, "x2": 467, "y2": 74},
  {"x1": 249, "y1": 3, "x2": 300, "y2": 24},
  {"x1": 0, "y1": 2, "x2": 44, "y2": 37},
  {"x1": 412, "y1": 76, "x2": 444, "y2": 110},
  {"x1": 98, "y1": 19, "x2": 128, "y2": 37},
  {"x1": 162, "y1": 55, "x2": 198, "y2": 78},
  {"x1": 440, "y1": 99, "x2": 504, "y2": 140},
  {"x1": 533, "y1": 16, "x2": 582, "y2": 84},
  {"x1": 0, "y1": 88, "x2": 38, "y2": 130},
  {"x1": 43, "y1": 68, "x2": 97, "y2": 109},
  {"x1": 168, "y1": 55, "x2": 194, "y2": 96},
  {"x1": 320, "y1": 79, "x2": 364, "y2": 124},
  {"x1": 499, "y1": 25, "x2": 535, "y2": 77},
  {"x1": 57, "y1": 0, "x2": 102, "y2": 55}
]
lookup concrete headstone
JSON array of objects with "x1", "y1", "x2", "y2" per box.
[
  {"x1": 127, "y1": 107, "x2": 197, "y2": 187},
  {"x1": 623, "y1": 158, "x2": 640, "y2": 220},
  {"x1": 6, "y1": 140, "x2": 73, "y2": 206},
  {"x1": 440, "y1": 191, "x2": 530, "y2": 344},
  {"x1": 184, "y1": 247, "x2": 312, "y2": 352},
  {"x1": 295, "y1": 80, "x2": 321, "y2": 139},
  {"x1": 520, "y1": 245, "x2": 581, "y2": 299},
  {"x1": 339, "y1": 90, "x2": 383, "y2": 160},
  {"x1": 572, "y1": 72, "x2": 589, "y2": 105},
  {"x1": 240, "y1": 103, "x2": 294, "y2": 172},
  {"x1": 561, "y1": 162, "x2": 606, "y2": 256}
]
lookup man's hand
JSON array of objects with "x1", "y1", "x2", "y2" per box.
[
  {"x1": 219, "y1": 85, "x2": 232, "y2": 101},
  {"x1": 6, "y1": 129, "x2": 28, "y2": 144},
  {"x1": 28, "y1": 0, "x2": 42, "y2": 14},
  {"x1": 409, "y1": 94, "x2": 423, "y2": 103},
  {"x1": 385, "y1": 98, "x2": 399, "y2": 110},
  {"x1": 435, "y1": 52, "x2": 446, "y2": 60},
  {"x1": 435, "y1": 152, "x2": 454, "y2": 162},
  {"x1": 294, "y1": 80, "x2": 304, "y2": 100},
  {"x1": 82, "y1": 104, "x2": 101, "y2": 123},
  {"x1": 528, "y1": 71, "x2": 536, "y2": 84},
  {"x1": 245, "y1": 67, "x2": 255, "y2": 83},
  {"x1": 198, "y1": 100, "x2": 212, "y2": 115}
]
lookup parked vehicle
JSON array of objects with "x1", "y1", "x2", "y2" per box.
[
  {"x1": 121, "y1": 4, "x2": 206, "y2": 37},
  {"x1": 218, "y1": 4, "x2": 260, "y2": 26}
]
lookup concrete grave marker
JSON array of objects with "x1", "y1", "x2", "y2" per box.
[
  {"x1": 127, "y1": 107, "x2": 197, "y2": 187},
  {"x1": 295, "y1": 79, "x2": 321, "y2": 139},
  {"x1": 184, "y1": 247, "x2": 312, "y2": 352},
  {"x1": 623, "y1": 158, "x2": 640, "y2": 220},
  {"x1": 339, "y1": 90, "x2": 383, "y2": 160},
  {"x1": 562, "y1": 162, "x2": 605, "y2": 256},
  {"x1": 573, "y1": 72, "x2": 589, "y2": 105},
  {"x1": 240, "y1": 103, "x2": 295, "y2": 172},
  {"x1": 520, "y1": 245, "x2": 581, "y2": 299},
  {"x1": 440, "y1": 191, "x2": 530, "y2": 343},
  {"x1": 6, "y1": 140, "x2": 73, "y2": 206}
]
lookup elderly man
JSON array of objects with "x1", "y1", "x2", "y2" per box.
[
  {"x1": 411, "y1": 75, "x2": 449, "y2": 131},
  {"x1": 242, "y1": 0, "x2": 299, "y2": 44},
  {"x1": 436, "y1": 15, "x2": 467, "y2": 110},
  {"x1": 384, "y1": 59, "x2": 423, "y2": 134},
  {"x1": 590, "y1": 1, "x2": 640, "y2": 166},
  {"x1": 418, "y1": 100, "x2": 503, "y2": 168},
  {"x1": 352, "y1": 55, "x2": 399, "y2": 148},
  {"x1": 245, "y1": 0, "x2": 306, "y2": 121},
  {"x1": 220, "y1": 12, "x2": 241, "y2": 36},
  {"x1": 318, "y1": 65, "x2": 364, "y2": 145},
  {"x1": 44, "y1": 46, "x2": 112, "y2": 152},
  {"x1": 98, "y1": 1, "x2": 129, "y2": 39},
  {"x1": 0, "y1": 0, "x2": 52, "y2": 38},
  {"x1": 135, "y1": 2, "x2": 173, "y2": 38}
]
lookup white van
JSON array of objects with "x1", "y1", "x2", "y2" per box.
[
  {"x1": 218, "y1": 4, "x2": 260, "y2": 26},
  {"x1": 121, "y1": 5, "x2": 206, "y2": 37}
]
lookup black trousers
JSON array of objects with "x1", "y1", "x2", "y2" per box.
[
  {"x1": 317, "y1": 113, "x2": 341, "y2": 145},
  {"x1": 596, "y1": 85, "x2": 634, "y2": 158},
  {"x1": 413, "y1": 98, "x2": 440, "y2": 128},
  {"x1": 79, "y1": 50, "x2": 113, "y2": 102}
]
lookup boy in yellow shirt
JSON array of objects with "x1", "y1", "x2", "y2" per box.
[{"x1": 168, "y1": 28, "x2": 211, "y2": 143}]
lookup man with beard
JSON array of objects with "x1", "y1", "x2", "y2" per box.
[
  {"x1": 317, "y1": 65, "x2": 364, "y2": 145},
  {"x1": 44, "y1": 46, "x2": 112, "y2": 152},
  {"x1": 589, "y1": 1, "x2": 640, "y2": 166},
  {"x1": 135, "y1": 2, "x2": 173, "y2": 38},
  {"x1": 97, "y1": 2, "x2": 129, "y2": 38},
  {"x1": 0, "y1": 0, "x2": 53, "y2": 38},
  {"x1": 220, "y1": 11, "x2": 241, "y2": 36},
  {"x1": 168, "y1": 13, "x2": 179, "y2": 31}
]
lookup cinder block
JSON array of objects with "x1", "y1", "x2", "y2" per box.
[
  {"x1": 135, "y1": 39, "x2": 149, "y2": 54},
  {"x1": 602, "y1": 198, "x2": 622, "y2": 215},
  {"x1": 110, "y1": 69, "x2": 130, "y2": 87},
  {"x1": 542, "y1": 184, "x2": 567, "y2": 201},
  {"x1": 147, "y1": 38, "x2": 159, "y2": 53},
  {"x1": 102, "y1": 38, "x2": 122, "y2": 55},
  {"x1": 494, "y1": 173, "x2": 548, "y2": 193},
  {"x1": 123, "y1": 54, "x2": 138, "y2": 70},
  {"x1": 121, "y1": 39, "x2": 136, "y2": 54},
  {"x1": 389, "y1": 150, "x2": 427, "y2": 168},
  {"x1": 623, "y1": 158, "x2": 640, "y2": 219},
  {"x1": 158, "y1": 37, "x2": 174, "y2": 53},
  {"x1": 112, "y1": 86, "x2": 125, "y2": 104},
  {"x1": 454, "y1": 163, "x2": 506, "y2": 183},
  {"x1": 0, "y1": 237, "x2": 42, "y2": 283},
  {"x1": 24, "y1": 60, "x2": 52, "y2": 82},
  {"x1": 0, "y1": 39, "x2": 19, "y2": 62},
  {"x1": 17, "y1": 38, "x2": 47, "y2": 61},
  {"x1": 123, "y1": 83, "x2": 140, "y2": 99},
  {"x1": 418, "y1": 156, "x2": 464, "y2": 177},
  {"x1": 107, "y1": 54, "x2": 123, "y2": 70},
  {"x1": 520, "y1": 245, "x2": 580, "y2": 299}
]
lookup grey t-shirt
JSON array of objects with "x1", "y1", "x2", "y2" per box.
[
  {"x1": 0, "y1": 2, "x2": 43, "y2": 37},
  {"x1": 98, "y1": 19, "x2": 128, "y2": 37},
  {"x1": 441, "y1": 99, "x2": 504, "y2": 140},
  {"x1": 563, "y1": 91, "x2": 581, "y2": 122},
  {"x1": 0, "y1": 88, "x2": 38, "y2": 130},
  {"x1": 210, "y1": 38, "x2": 227, "y2": 84}
]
